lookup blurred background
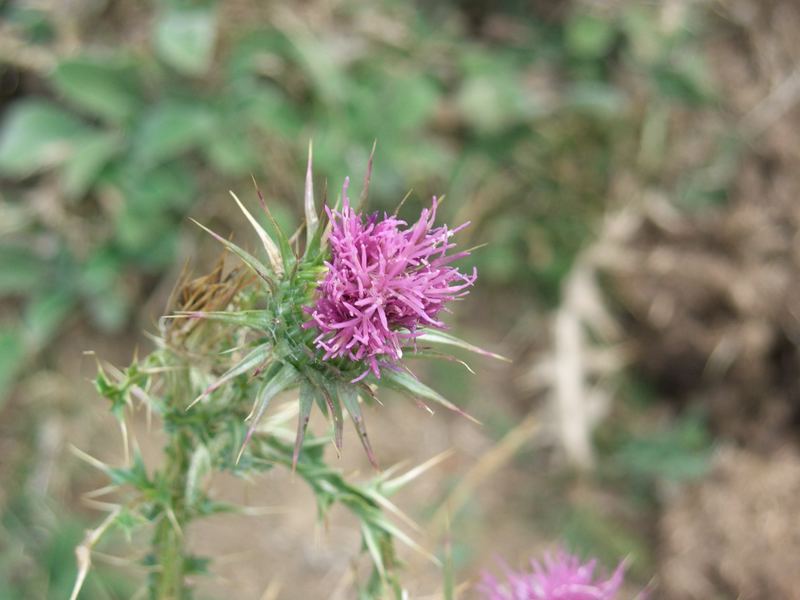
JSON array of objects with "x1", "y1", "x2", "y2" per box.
[{"x1": 1, "y1": 0, "x2": 798, "y2": 598}]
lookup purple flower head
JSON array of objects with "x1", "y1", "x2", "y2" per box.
[
  {"x1": 479, "y1": 550, "x2": 626, "y2": 600},
  {"x1": 304, "y1": 179, "x2": 476, "y2": 380}
]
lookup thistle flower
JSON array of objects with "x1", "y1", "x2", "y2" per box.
[
  {"x1": 304, "y1": 180, "x2": 476, "y2": 381},
  {"x1": 183, "y1": 144, "x2": 504, "y2": 469},
  {"x1": 479, "y1": 550, "x2": 626, "y2": 600}
]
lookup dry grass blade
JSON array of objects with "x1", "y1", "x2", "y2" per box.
[
  {"x1": 69, "y1": 507, "x2": 122, "y2": 600},
  {"x1": 430, "y1": 413, "x2": 539, "y2": 533}
]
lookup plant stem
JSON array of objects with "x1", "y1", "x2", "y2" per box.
[{"x1": 151, "y1": 431, "x2": 190, "y2": 600}]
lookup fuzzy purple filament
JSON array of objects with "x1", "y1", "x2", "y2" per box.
[
  {"x1": 304, "y1": 179, "x2": 476, "y2": 380},
  {"x1": 478, "y1": 550, "x2": 626, "y2": 600}
]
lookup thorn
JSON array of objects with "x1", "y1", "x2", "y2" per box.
[
  {"x1": 357, "y1": 140, "x2": 377, "y2": 211},
  {"x1": 393, "y1": 188, "x2": 413, "y2": 216},
  {"x1": 304, "y1": 140, "x2": 318, "y2": 238}
]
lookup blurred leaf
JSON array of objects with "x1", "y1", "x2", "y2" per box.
[
  {"x1": 290, "y1": 33, "x2": 346, "y2": 104},
  {"x1": 184, "y1": 554, "x2": 212, "y2": 576},
  {"x1": 563, "y1": 508, "x2": 653, "y2": 580},
  {"x1": 23, "y1": 290, "x2": 76, "y2": 347},
  {"x1": 1, "y1": 496, "x2": 137, "y2": 599},
  {"x1": 87, "y1": 284, "x2": 131, "y2": 332},
  {"x1": 566, "y1": 14, "x2": 617, "y2": 59},
  {"x1": 565, "y1": 82, "x2": 626, "y2": 116},
  {"x1": 52, "y1": 57, "x2": 142, "y2": 122},
  {"x1": 243, "y1": 85, "x2": 302, "y2": 138},
  {"x1": 0, "y1": 326, "x2": 24, "y2": 406},
  {"x1": 203, "y1": 102, "x2": 257, "y2": 175},
  {"x1": 133, "y1": 102, "x2": 214, "y2": 166},
  {"x1": 375, "y1": 74, "x2": 439, "y2": 132},
  {"x1": 154, "y1": 5, "x2": 218, "y2": 76},
  {"x1": 116, "y1": 161, "x2": 195, "y2": 215},
  {"x1": 3, "y1": 6, "x2": 54, "y2": 42},
  {"x1": 477, "y1": 243, "x2": 520, "y2": 284},
  {"x1": 0, "y1": 101, "x2": 90, "y2": 176},
  {"x1": 651, "y1": 53, "x2": 713, "y2": 105},
  {"x1": 80, "y1": 247, "x2": 122, "y2": 294},
  {"x1": 226, "y1": 28, "x2": 292, "y2": 78},
  {"x1": 621, "y1": 7, "x2": 663, "y2": 63},
  {"x1": 456, "y1": 71, "x2": 530, "y2": 134},
  {"x1": 62, "y1": 132, "x2": 122, "y2": 199},
  {"x1": 0, "y1": 246, "x2": 49, "y2": 294},
  {"x1": 615, "y1": 413, "x2": 712, "y2": 482}
]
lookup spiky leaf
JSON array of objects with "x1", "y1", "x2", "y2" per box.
[
  {"x1": 381, "y1": 369, "x2": 479, "y2": 424},
  {"x1": 190, "y1": 218, "x2": 275, "y2": 284},
  {"x1": 189, "y1": 343, "x2": 272, "y2": 409},
  {"x1": 338, "y1": 383, "x2": 378, "y2": 468},
  {"x1": 229, "y1": 190, "x2": 283, "y2": 275},
  {"x1": 417, "y1": 329, "x2": 510, "y2": 362},
  {"x1": 293, "y1": 380, "x2": 316, "y2": 470},
  {"x1": 239, "y1": 362, "x2": 300, "y2": 461}
]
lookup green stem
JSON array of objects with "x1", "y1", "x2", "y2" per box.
[{"x1": 151, "y1": 431, "x2": 190, "y2": 600}]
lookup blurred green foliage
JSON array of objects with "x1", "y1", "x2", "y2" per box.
[
  {"x1": 0, "y1": 0, "x2": 720, "y2": 402},
  {"x1": 0, "y1": 495, "x2": 135, "y2": 599}
]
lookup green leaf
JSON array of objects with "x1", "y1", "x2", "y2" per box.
[
  {"x1": 154, "y1": 5, "x2": 218, "y2": 76},
  {"x1": 108, "y1": 449, "x2": 150, "y2": 488},
  {"x1": 0, "y1": 101, "x2": 90, "y2": 176},
  {"x1": 51, "y1": 57, "x2": 142, "y2": 122},
  {"x1": 133, "y1": 102, "x2": 214, "y2": 166},
  {"x1": 381, "y1": 370, "x2": 479, "y2": 424},
  {"x1": 114, "y1": 507, "x2": 148, "y2": 542},
  {"x1": 61, "y1": 132, "x2": 122, "y2": 199}
]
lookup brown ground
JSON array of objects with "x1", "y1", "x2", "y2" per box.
[{"x1": 603, "y1": 1, "x2": 800, "y2": 597}]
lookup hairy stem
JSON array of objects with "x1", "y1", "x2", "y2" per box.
[{"x1": 151, "y1": 431, "x2": 190, "y2": 600}]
